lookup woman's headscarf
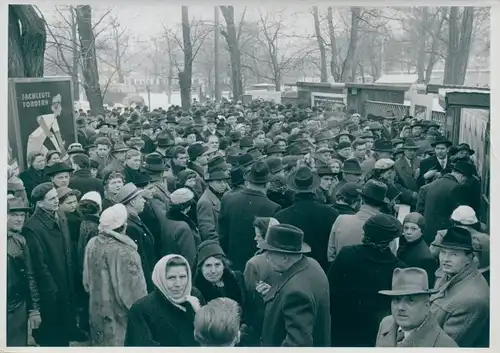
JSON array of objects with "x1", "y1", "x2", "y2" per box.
[{"x1": 152, "y1": 254, "x2": 201, "y2": 312}]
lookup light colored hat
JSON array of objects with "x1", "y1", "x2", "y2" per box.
[
  {"x1": 374, "y1": 158, "x2": 395, "y2": 171},
  {"x1": 451, "y1": 205, "x2": 478, "y2": 225},
  {"x1": 379, "y1": 267, "x2": 438, "y2": 296},
  {"x1": 171, "y1": 187, "x2": 194, "y2": 205},
  {"x1": 99, "y1": 203, "x2": 128, "y2": 232},
  {"x1": 81, "y1": 191, "x2": 102, "y2": 209}
]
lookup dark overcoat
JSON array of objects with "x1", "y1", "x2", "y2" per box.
[
  {"x1": 261, "y1": 256, "x2": 331, "y2": 347},
  {"x1": 22, "y1": 207, "x2": 77, "y2": 346},
  {"x1": 219, "y1": 188, "x2": 281, "y2": 272},
  {"x1": 69, "y1": 169, "x2": 104, "y2": 196},
  {"x1": 397, "y1": 237, "x2": 438, "y2": 286},
  {"x1": 18, "y1": 167, "x2": 47, "y2": 204},
  {"x1": 275, "y1": 193, "x2": 339, "y2": 272},
  {"x1": 327, "y1": 244, "x2": 406, "y2": 347},
  {"x1": 125, "y1": 289, "x2": 205, "y2": 347},
  {"x1": 417, "y1": 155, "x2": 452, "y2": 188},
  {"x1": 394, "y1": 156, "x2": 420, "y2": 191}
]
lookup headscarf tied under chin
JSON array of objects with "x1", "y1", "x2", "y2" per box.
[{"x1": 152, "y1": 254, "x2": 201, "y2": 312}]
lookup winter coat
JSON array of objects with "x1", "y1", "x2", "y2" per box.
[
  {"x1": 261, "y1": 256, "x2": 331, "y2": 347},
  {"x1": 159, "y1": 208, "x2": 201, "y2": 269},
  {"x1": 417, "y1": 155, "x2": 453, "y2": 188},
  {"x1": 22, "y1": 207, "x2": 77, "y2": 346},
  {"x1": 397, "y1": 237, "x2": 438, "y2": 286},
  {"x1": 376, "y1": 314, "x2": 457, "y2": 347},
  {"x1": 394, "y1": 156, "x2": 420, "y2": 192},
  {"x1": 125, "y1": 214, "x2": 157, "y2": 292},
  {"x1": 194, "y1": 268, "x2": 245, "y2": 307},
  {"x1": 83, "y1": 229, "x2": 148, "y2": 346},
  {"x1": 327, "y1": 244, "x2": 406, "y2": 347},
  {"x1": 219, "y1": 188, "x2": 281, "y2": 272},
  {"x1": 99, "y1": 159, "x2": 124, "y2": 179},
  {"x1": 92, "y1": 154, "x2": 114, "y2": 175},
  {"x1": 123, "y1": 166, "x2": 150, "y2": 185},
  {"x1": 331, "y1": 202, "x2": 357, "y2": 215},
  {"x1": 141, "y1": 134, "x2": 156, "y2": 154},
  {"x1": 77, "y1": 215, "x2": 100, "y2": 276},
  {"x1": 275, "y1": 193, "x2": 339, "y2": 272},
  {"x1": 69, "y1": 169, "x2": 104, "y2": 196},
  {"x1": 422, "y1": 174, "x2": 462, "y2": 244},
  {"x1": 18, "y1": 167, "x2": 47, "y2": 204},
  {"x1": 140, "y1": 199, "x2": 166, "y2": 261},
  {"x1": 327, "y1": 204, "x2": 380, "y2": 262},
  {"x1": 196, "y1": 187, "x2": 222, "y2": 241},
  {"x1": 430, "y1": 263, "x2": 489, "y2": 347},
  {"x1": 125, "y1": 288, "x2": 204, "y2": 346}
]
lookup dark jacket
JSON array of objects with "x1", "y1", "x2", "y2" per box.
[
  {"x1": 261, "y1": 256, "x2": 331, "y2": 347},
  {"x1": 123, "y1": 166, "x2": 150, "y2": 186},
  {"x1": 77, "y1": 214, "x2": 100, "y2": 276},
  {"x1": 327, "y1": 244, "x2": 406, "y2": 347},
  {"x1": 219, "y1": 188, "x2": 281, "y2": 272},
  {"x1": 125, "y1": 289, "x2": 204, "y2": 346},
  {"x1": 275, "y1": 193, "x2": 339, "y2": 272},
  {"x1": 159, "y1": 208, "x2": 201, "y2": 269},
  {"x1": 397, "y1": 237, "x2": 438, "y2": 287},
  {"x1": 417, "y1": 155, "x2": 452, "y2": 188},
  {"x1": 422, "y1": 174, "x2": 461, "y2": 244},
  {"x1": 19, "y1": 167, "x2": 47, "y2": 205},
  {"x1": 125, "y1": 214, "x2": 157, "y2": 292},
  {"x1": 22, "y1": 207, "x2": 77, "y2": 346},
  {"x1": 331, "y1": 202, "x2": 357, "y2": 215},
  {"x1": 141, "y1": 134, "x2": 156, "y2": 154},
  {"x1": 140, "y1": 199, "x2": 166, "y2": 261},
  {"x1": 69, "y1": 169, "x2": 104, "y2": 196},
  {"x1": 394, "y1": 156, "x2": 420, "y2": 192}
]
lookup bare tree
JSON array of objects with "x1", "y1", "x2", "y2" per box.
[
  {"x1": 340, "y1": 7, "x2": 361, "y2": 82},
  {"x1": 312, "y1": 6, "x2": 328, "y2": 82},
  {"x1": 8, "y1": 5, "x2": 47, "y2": 77},
  {"x1": 75, "y1": 5, "x2": 105, "y2": 115},
  {"x1": 326, "y1": 7, "x2": 339, "y2": 81},
  {"x1": 444, "y1": 7, "x2": 474, "y2": 85},
  {"x1": 219, "y1": 6, "x2": 245, "y2": 101}
]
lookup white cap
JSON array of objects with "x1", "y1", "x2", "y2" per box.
[
  {"x1": 374, "y1": 158, "x2": 395, "y2": 171},
  {"x1": 451, "y1": 205, "x2": 478, "y2": 225},
  {"x1": 170, "y1": 188, "x2": 194, "y2": 205},
  {"x1": 99, "y1": 204, "x2": 128, "y2": 232},
  {"x1": 81, "y1": 191, "x2": 102, "y2": 210}
]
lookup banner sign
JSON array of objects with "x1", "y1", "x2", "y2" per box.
[
  {"x1": 311, "y1": 92, "x2": 346, "y2": 110},
  {"x1": 8, "y1": 77, "x2": 76, "y2": 171}
]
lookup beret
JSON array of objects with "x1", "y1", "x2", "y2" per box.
[
  {"x1": 374, "y1": 158, "x2": 395, "y2": 171},
  {"x1": 171, "y1": 187, "x2": 195, "y2": 205},
  {"x1": 31, "y1": 182, "x2": 55, "y2": 202},
  {"x1": 99, "y1": 204, "x2": 128, "y2": 232}
]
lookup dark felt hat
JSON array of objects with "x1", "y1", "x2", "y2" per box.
[
  {"x1": 403, "y1": 138, "x2": 420, "y2": 149},
  {"x1": 196, "y1": 240, "x2": 225, "y2": 267},
  {"x1": 316, "y1": 166, "x2": 336, "y2": 177},
  {"x1": 114, "y1": 183, "x2": 145, "y2": 204},
  {"x1": 257, "y1": 224, "x2": 311, "y2": 254},
  {"x1": 205, "y1": 169, "x2": 230, "y2": 181},
  {"x1": 456, "y1": 143, "x2": 475, "y2": 155},
  {"x1": 187, "y1": 143, "x2": 208, "y2": 161},
  {"x1": 359, "y1": 179, "x2": 389, "y2": 205},
  {"x1": 45, "y1": 162, "x2": 74, "y2": 177},
  {"x1": 240, "y1": 136, "x2": 254, "y2": 148},
  {"x1": 144, "y1": 153, "x2": 168, "y2": 172},
  {"x1": 434, "y1": 226, "x2": 474, "y2": 252},
  {"x1": 373, "y1": 139, "x2": 393, "y2": 153},
  {"x1": 431, "y1": 137, "x2": 452, "y2": 148},
  {"x1": 341, "y1": 158, "x2": 362, "y2": 175},
  {"x1": 266, "y1": 144, "x2": 286, "y2": 155},
  {"x1": 287, "y1": 166, "x2": 320, "y2": 193},
  {"x1": 230, "y1": 166, "x2": 245, "y2": 186},
  {"x1": 8, "y1": 197, "x2": 31, "y2": 213},
  {"x1": 363, "y1": 213, "x2": 402, "y2": 243},
  {"x1": 452, "y1": 161, "x2": 477, "y2": 177},
  {"x1": 244, "y1": 160, "x2": 273, "y2": 184},
  {"x1": 112, "y1": 142, "x2": 130, "y2": 153},
  {"x1": 238, "y1": 153, "x2": 255, "y2": 168},
  {"x1": 266, "y1": 157, "x2": 285, "y2": 174}
]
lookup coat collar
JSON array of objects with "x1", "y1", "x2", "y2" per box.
[
  {"x1": 242, "y1": 188, "x2": 267, "y2": 198},
  {"x1": 263, "y1": 256, "x2": 309, "y2": 303},
  {"x1": 73, "y1": 168, "x2": 92, "y2": 177},
  {"x1": 83, "y1": 214, "x2": 100, "y2": 223},
  {"x1": 379, "y1": 314, "x2": 442, "y2": 347},
  {"x1": 101, "y1": 229, "x2": 138, "y2": 250},
  {"x1": 431, "y1": 262, "x2": 479, "y2": 301},
  {"x1": 33, "y1": 206, "x2": 60, "y2": 230},
  {"x1": 203, "y1": 187, "x2": 221, "y2": 206},
  {"x1": 356, "y1": 204, "x2": 380, "y2": 219}
]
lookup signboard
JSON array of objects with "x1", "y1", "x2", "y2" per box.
[
  {"x1": 8, "y1": 77, "x2": 76, "y2": 171},
  {"x1": 311, "y1": 92, "x2": 346, "y2": 110}
]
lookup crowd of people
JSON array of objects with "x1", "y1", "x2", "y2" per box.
[{"x1": 7, "y1": 97, "x2": 490, "y2": 347}]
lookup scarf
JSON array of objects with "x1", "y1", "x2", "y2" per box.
[{"x1": 152, "y1": 254, "x2": 201, "y2": 312}]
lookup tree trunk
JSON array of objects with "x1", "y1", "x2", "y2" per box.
[
  {"x1": 179, "y1": 6, "x2": 192, "y2": 110},
  {"x1": 214, "y1": 7, "x2": 221, "y2": 102},
  {"x1": 75, "y1": 5, "x2": 105, "y2": 116},
  {"x1": 166, "y1": 35, "x2": 174, "y2": 104},
  {"x1": 313, "y1": 6, "x2": 328, "y2": 82},
  {"x1": 340, "y1": 7, "x2": 360, "y2": 82},
  {"x1": 114, "y1": 29, "x2": 124, "y2": 83},
  {"x1": 8, "y1": 5, "x2": 46, "y2": 78},
  {"x1": 220, "y1": 6, "x2": 243, "y2": 102},
  {"x1": 327, "y1": 7, "x2": 338, "y2": 81},
  {"x1": 70, "y1": 6, "x2": 80, "y2": 99},
  {"x1": 444, "y1": 7, "x2": 474, "y2": 85},
  {"x1": 416, "y1": 8, "x2": 427, "y2": 83},
  {"x1": 425, "y1": 10, "x2": 446, "y2": 84}
]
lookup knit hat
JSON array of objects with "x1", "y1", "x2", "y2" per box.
[
  {"x1": 177, "y1": 169, "x2": 198, "y2": 187},
  {"x1": 196, "y1": 240, "x2": 225, "y2": 267},
  {"x1": 99, "y1": 203, "x2": 128, "y2": 232},
  {"x1": 81, "y1": 191, "x2": 103, "y2": 211},
  {"x1": 451, "y1": 205, "x2": 478, "y2": 225},
  {"x1": 363, "y1": 214, "x2": 402, "y2": 243},
  {"x1": 31, "y1": 182, "x2": 56, "y2": 203},
  {"x1": 171, "y1": 187, "x2": 195, "y2": 205},
  {"x1": 403, "y1": 212, "x2": 425, "y2": 231}
]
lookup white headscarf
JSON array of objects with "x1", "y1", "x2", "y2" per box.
[
  {"x1": 265, "y1": 217, "x2": 280, "y2": 239},
  {"x1": 152, "y1": 254, "x2": 201, "y2": 312}
]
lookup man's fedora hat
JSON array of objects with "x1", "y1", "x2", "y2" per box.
[
  {"x1": 431, "y1": 136, "x2": 452, "y2": 148},
  {"x1": 257, "y1": 224, "x2": 311, "y2": 254},
  {"x1": 266, "y1": 157, "x2": 285, "y2": 174},
  {"x1": 244, "y1": 160, "x2": 273, "y2": 184},
  {"x1": 205, "y1": 169, "x2": 231, "y2": 181},
  {"x1": 8, "y1": 197, "x2": 31, "y2": 213},
  {"x1": 112, "y1": 142, "x2": 130, "y2": 153},
  {"x1": 452, "y1": 161, "x2": 476, "y2": 178},
  {"x1": 287, "y1": 166, "x2": 320, "y2": 193},
  {"x1": 266, "y1": 144, "x2": 286, "y2": 155},
  {"x1": 359, "y1": 179, "x2": 390, "y2": 205},
  {"x1": 114, "y1": 182, "x2": 145, "y2": 205},
  {"x1": 45, "y1": 162, "x2": 74, "y2": 177},
  {"x1": 334, "y1": 131, "x2": 354, "y2": 142},
  {"x1": 144, "y1": 153, "x2": 168, "y2": 172},
  {"x1": 379, "y1": 267, "x2": 438, "y2": 296},
  {"x1": 341, "y1": 158, "x2": 363, "y2": 175},
  {"x1": 433, "y1": 226, "x2": 474, "y2": 252},
  {"x1": 317, "y1": 166, "x2": 336, "y2": 177},
  {"x1": 456, "y1": 143, "x2": 475, "y2": 155},
  {"x1": 373, "y1": 139, "x2": 393, "y2": 153},
  {"x1": 402, "y1": 138, "x2": 420, "y2": 150},
  {"x1": 238, "y1": 153, "x2": 255, "y2": 168},
  {"x1": 156, "y1": 133, "x2": 175, "y2": 148}
]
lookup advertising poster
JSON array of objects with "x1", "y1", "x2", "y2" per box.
[{"x1": 8, "y1": 77, "x2": 76, "y2": 171}]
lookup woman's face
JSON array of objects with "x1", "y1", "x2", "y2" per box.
[
  {"x1": 52, "y1": 172, "x2": 71, "y2": 188},
  {"x1": 254, "y1": 227, "x2": 265, "y2": 248},
  {"x1": 32, "y1": 156, "x2": 46, "y2": 170},
  {"x1": 403, "y1": 222, "x2": 422, "y2": 243},
  {"x1": 208, "y1": 136, "x2": 219, "y2": 150},
  {"x1": 202, "y1": 256, "x2": 225, "y2": 284},
  {"x1": 107, "y1": 177, "x2": 124, "y2": 194},
  {"x1": 331, "y1": 163, "x2": 341, "y2": 174},
  {"x1": 47, "y1": 153, "x2": 61, "y2": 166},
  {"x1": 127, "y1": 155, "x2": 142, "y2": 170},
  {"x1": 277, "y1": 141, "x2": 287, "y2": 149},
  {"x1": 185, "y1": 177, "x2": 197, "y2": 189},
  {"x1": 60, "y1": 195, "x2": 78, "y2": 213},
  {"x1": 166, "y1": 265, "x2": 189, "y2": 299},
  {"x1": 90, "y1": 168, "x2": 98, "y2": 178}
]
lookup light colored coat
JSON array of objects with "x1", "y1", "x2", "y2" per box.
[
  {"x1": 376, "y1": 314, "x2": 457, "y2": 347},
  {"x1": 83, "y1": 229, "x2": 148, "y2": 346},
  {"x1": 430, "y1": 263, "x2": 489, "y2": 347},
  {"x1": 327, "y1": 204, "x2": 380, "y2": 262},
  {"x1": 196, "y1": 187, "x2": 221, "y2": 241}
]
